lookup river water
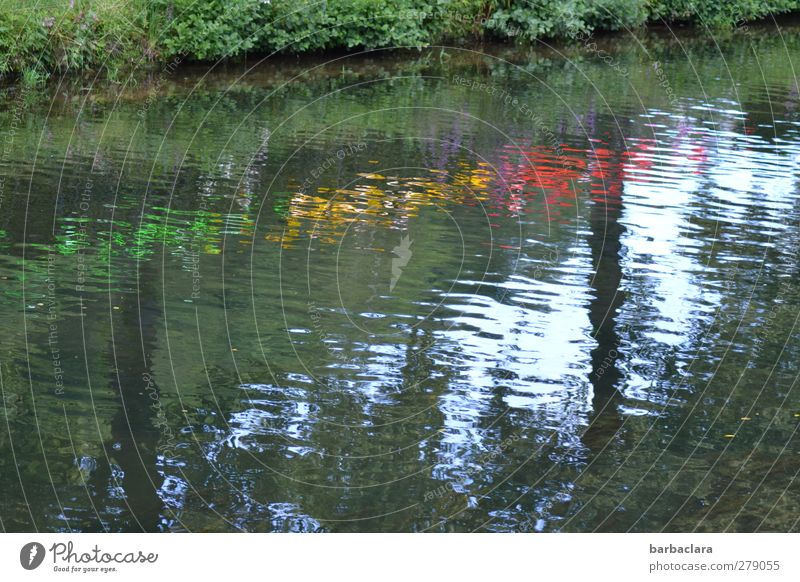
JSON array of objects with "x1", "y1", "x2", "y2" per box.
[{"x1": 0, "y1": 25, "x2": 799, "y2": 532}]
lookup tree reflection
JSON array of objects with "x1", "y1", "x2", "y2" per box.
[
  {"x1": 582, "y1": 144, "x2": 626, "y2": 452},
  {"x1": 91, "y1": 258, "x2": 165, "y2": 531}
]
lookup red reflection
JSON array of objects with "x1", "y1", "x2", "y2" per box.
[{"x1": 491, "y1": 143, "x2": 587, "y2": 221}]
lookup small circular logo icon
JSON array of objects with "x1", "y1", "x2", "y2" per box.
[{"x1": 20, "y1": 542, "x2": 45, "y2": 570}]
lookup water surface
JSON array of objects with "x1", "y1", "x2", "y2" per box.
[{"x1": 1, "y1": 26, "x2": 799, "y2": 532}]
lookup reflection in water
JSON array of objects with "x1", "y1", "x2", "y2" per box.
[
  {"x1": 101, "y1": 258, "x2": 165, "y2": 531},
  {"x1": 1, "y1": 29, "x2": 800, "y2": 532}
]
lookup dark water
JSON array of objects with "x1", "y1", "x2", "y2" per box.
[{"x1": 1, "y1": 25, "x2": 799, "y2": 533}]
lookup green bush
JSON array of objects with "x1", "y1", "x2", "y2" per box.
[
  {"x1": 484, "y1": 0, "x2": 589, "y2": 40},
  {"x1": 255, "y1": 0, "x2": 442, "y2": 53},
  {"x1": 434, "y1": 0, "x2": 495, "y2": 40},
  {"x1": 152, "y1": 0, "x2": 263, "y2": 60},
  {"x1": 481, "y1": 0, "x2": 800, "y2": 40},
  {"x1": 152, "y1": 0, "x2": 444, "y2": 59},
  {"x1": 0, "y1": 1, "x2": 146, "y2": 78},
  {"x1": 0, "y1": 11, "x2": 49, "y2": 75},
  {"x1": 483, "y1": 0, "x2": 652, "y2": 40},
  {"x1": 647, "y1": 1, "x2": 800, "y2": 26},
  {"x1": 1, "y1": 0, "x2": 800, "y2": 81},
  {"x1": 585, "y1": 0, "x2": 650, "y2": 31}
]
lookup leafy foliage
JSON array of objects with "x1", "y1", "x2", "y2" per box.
[
  {"x1": 0, "y1": 0, "x2": 147, "y2": 78},
  {"x1": 152, "y1": 0, "x2": 263, "y2": 60},
  {"x1": 0, "y1": 0, "x2": 799, "y2": 80},
  {"x1": 647, "y1": 0, "x2": 800, "y2": 26}
]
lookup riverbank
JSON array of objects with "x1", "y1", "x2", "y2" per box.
[{"x1": 2, "y1": 1, "x2": 799, "y2": 86}]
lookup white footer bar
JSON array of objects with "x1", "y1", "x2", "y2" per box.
[{"x1": 0, "y1": 533, "x2": 796, "y2": 580}]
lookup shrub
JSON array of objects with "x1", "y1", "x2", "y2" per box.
[
  {"x1": 0, "y1": 1, "x2": 146, "y2": 78},
  {"x1": 1, "y1": 0, "x2": 800, "y2": 81},
  {"x1": 483, "y1": 0, "x2": 651, "y2": 41},
  {"x1": 647, "y1": 0, "x2": 800, "y2": 27},
  {"x1": 0, "y1": 10, "x2": 50, "y2": 75},
  {"x1": 254, "y1": 0, "x2": 441, "y2": 53},
  {"x1": 479, "y1": 0, "x2": 800, "y2": 40},
  {"x1": 150, "y1": 0, "x2": 263, "y2": 60}
]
